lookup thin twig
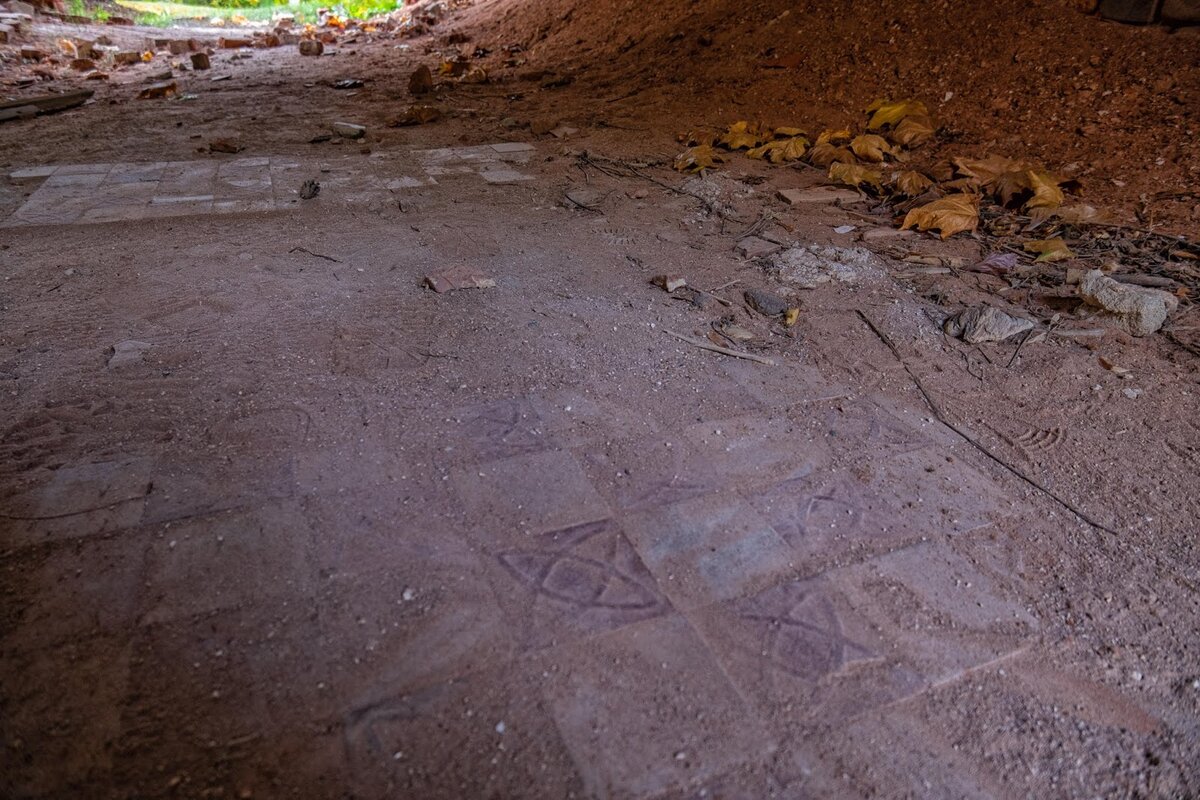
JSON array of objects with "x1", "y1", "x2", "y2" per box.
[
  {"x1": 290, "y1": 247, "x2": 342, "y2": 263},
  {"x1": 664, "y1": 329, "x2": 775, "y2": 366},
  {"x1": 1006, "y1": 327, "x2": 1035, "y2": 368},
  {"x1": 855, "y1": 309, "x2": 1116, "y2": 535}
]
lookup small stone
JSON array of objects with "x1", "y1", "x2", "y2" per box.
[
  {"x1": 298, "y1": 39, "x2": 324, "y2": 56},
  {"x1": 408, "y1": 64, "x2": 433, "y2": 95},
  {"x1": 777, "y1": 186, "x2": 861, "y2": 205},
  {"x1": 495, "y1": 721, "x2": 506, "y2": 734},
  {"x1": 530, "y1": 118, "x2": 556, "y2": 136},
  {"x1": 1123, "y1": 387, "x2": 1143, "y2": 400},
  {"x1": 734, "y1": 236, "x2": 781, "y2": 259},
  {"x1": 137, "y1": 81, "x2": 178, "y2": 100},
  {"x1": 332, "y1": 122, "x2": 366, "y2": 139},
  {"x1": 70, "y1": 58, "x2": 96, "y2": 71},
  {"x1": 943, "y1": 305, "x2": 1034, "y2": 344},
  {"x1": 107, "y1": 340, "x2": 151, "y2": 369},
  {"x1": 191, "y1": 52, "x2": 210, "y2": 70},
  {"x1": 401, "y1": 587, "x2": 415, "y2": 601},
  {"x1": 114, "y1": 51, "x2": 141, "y2": 66},
  {"x1": 1079, "y1": 269, "x2": 1178, "y2": 337}
]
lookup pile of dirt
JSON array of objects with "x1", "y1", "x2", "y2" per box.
[{"x1": 456, "y1": 0, "x2": 1200, "y2": 234}]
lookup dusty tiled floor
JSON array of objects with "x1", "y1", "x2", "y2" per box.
[{"x1": 2, "y1": 28, "x2": 1198, "y2": 800}]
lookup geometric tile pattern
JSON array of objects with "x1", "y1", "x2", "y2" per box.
[{"x1": 3, "y1": 157, "x2": 299, "y2": 226}]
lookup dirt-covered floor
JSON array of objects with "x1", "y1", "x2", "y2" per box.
[{"x1": 1, "y1": 1, "x2": 1199, "y2": 798}]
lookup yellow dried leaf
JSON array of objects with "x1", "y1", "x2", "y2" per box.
[
  {"x1": 1029, "y1": 204, "x2": 1112, "y2": 225},
  {"x1": 747, "y1": 136, "x2": 809, "y2": 164},
  {"x1": 1025, "y1": 238, "x2": 1075, "y2": 262},
  {"x1": 993, "y1": 169, "x2": 1067, "y2": 211},
  {"x1": 718, "y1": 120, "x2": 764, "y2": 151},
  {"x1": 783, "y1": 307, "x2": 800, "y2": 327},
  {"x1": 808, "y1": 142, "x2": 856, "y2": 168},
  {"x1": 674, "y1": 144, "x2": 724, "y2": 173},
  {"x1": 850, "y1": 134, "x2": 894, "y2": 163},
  {"x1": 774, "y1": 126, "x2": 806, "y2": 139},
  {"x1": 815, "y1": 128, "x2": 853, "y2": 146},
  {"x1": 952, "y1": 154, "x2": 1034, "y2": 184},
  {"x1": 941, "y1": 177, "x2": 982, "y2": 193},
  {"x1": 828, "y1": 161, "x2": 882, "y2": 193},
  {"x1": 866, "y1": 98, "x2": 929, "y2": 130},
  {"x1": 890, "y1": 114, "x2": 936, "y2": 148},
  {"x1": 901, "y1": 193, "x2": 979, "y2": 239},
  {"x1": 891, "y1": 170, "x2": 933, "y2": 198}
]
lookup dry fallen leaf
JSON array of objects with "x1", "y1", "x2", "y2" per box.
[
  {"x1": 718, "y1": 121, "x2": 764, "y2": 150},
  {"x1": 808, "y1": 142, "x2": 856, "y2": 168},
  {"x1": 891, "y1": 170, "x2": 933, "y2": 197},
  {"x1": 773, "y1": 125, "x2": 806, "y2": 138},
  {"x1": 747, "y1": 136, "x2": 809, "y2": 163},
  {"x1": 866, "y1": 98, "x2": 929, "y2": 130},
  {"x1": 890, "y1": 114, "x2": 936, "y2": 147},
  {"x1": 850, "y1": 133, "x2": 895, "y2": 163},
  {"x1": 901, "y1": 193, "x2": 980, "y2": 239},
  {"x1": 993, "y1": 169, "x2": 1068, "y2": 211},
  {"x1": 674, "y1": 144, "x2": 724, "y2": 173},
  {"x1": 652, "y1": 274, "x2": 688, "y2": 292},
  {"x1": 1025, "y1": 238, "x2": 1075, "y2": 262},
  {"x1": 828, "y1": 161, "x2": 882, "y2": 193},
  {"x1": 815, "y1": 128, "x2": 853, "y2": 146},
  {"x1": 952, "y1": 154, "x2": 1035, "y2": 185},
  {"x1": 388, "y1": 105, "x2": 442, "y2": 126},
  {"x1": 1030, "y1": 204, "x2": 1111, "y2": 225}
]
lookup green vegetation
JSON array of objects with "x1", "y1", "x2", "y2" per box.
[{"x1": 116, "y1": 0, "x2": 400, "y2": 25}]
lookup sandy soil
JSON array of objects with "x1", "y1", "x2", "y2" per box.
[{"x1": 1, "y1": 1, "x2": 1199, "y2": 798}]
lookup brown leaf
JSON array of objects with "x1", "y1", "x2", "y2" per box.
[
  {"x1": 850, "y1": 134, "x2": 895, "y2": 163},
  {"x1": 808, "y1": 142, "x2": 856, "y2": 168},
  {"x1": 891, "y1": 170, "x2": 933, "y2": 198},
  {"x1": 388, "y1": 105, "x2": 442, "y2": 126},
  {"x1": 773, "y1": 125, "x2": 806, "y2": 139},
  {"x1": 717, "y1": 120, "x2": 764, "y2": 151},
  {"x1": 1031, "y1": 204, "x2": 1111, "y2": 225},
  {"x1": 866, "y1": 98, "x2": 929, "y2": 130},
  {"x1": 993, "y1": 169, "x2": 1067, "y2": 211},
  {"x1": 901, "y1": 193, "x2": 980, "y2": 239},
  {"x1": 1024, "y1": 238, "x2": 1075, "y2": 262},
  {"x1": 890, "y1": 114, "x2": 936, "y2": 147},
  {"x1": 674, "y1": 144, "x2": 724, "y2": 173},
  {"x1": 815, "y1": 128, "x2": 853, "y2": 145},
  {"x1": 747, "y1": 136, "x2": 808, "y2": 163},
  {"x1": 828, "y1": 161, "x2": 882, "y2": 193},
  {"x1": 952, "y1": 154, "x2": 1034, "y2": 184}
]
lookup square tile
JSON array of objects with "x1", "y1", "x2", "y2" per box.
[
  {"x1": 341, "y1": 663, "x2": 584, "y2": 798},
  {"x1": 447, "y1": 396, "x2": 555, "y2": 462},
  {"x1": 622, "y1": 491, "x2": 796, "y2": 609},
  {"x1": 139, "y1": 503, "x2": 315, "y2": 625},
  {"x1": 542, "y1": 614, "x2": 774, "y2": 798},
  {"x1": 480, "y1": 168, "x2": 534, "y2": 184},
  {"x1": 0, "y1": 458, "x2": 152, "y2": 549},
  {"x1": 486, "y1": 517, "x2": 672, "y2": 650},
  {"x1": 453, "y1": 450, "x2": 609, "y2": 538},
  {"x1": 490, "y1": 142, "x2": 535, "y2": 153},
  {"x1": 1, "y1": 529, "x2": 150, "y2": 653}
]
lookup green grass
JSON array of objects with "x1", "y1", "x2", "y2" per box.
[{"x1": 116, "y1": 0, "x2": 399, "y2": 25}]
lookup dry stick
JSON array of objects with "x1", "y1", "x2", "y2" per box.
[
  {"x1": 854, "y1": 310, "x2": 1117, "y2": 535},
  {"x1": 664, "y1": 329, "x2": 776, "y2": 366}
]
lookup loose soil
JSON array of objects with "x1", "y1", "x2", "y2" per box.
[{"x1": 1, "y1": 1, "x2": 1198, "y2": 798}]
